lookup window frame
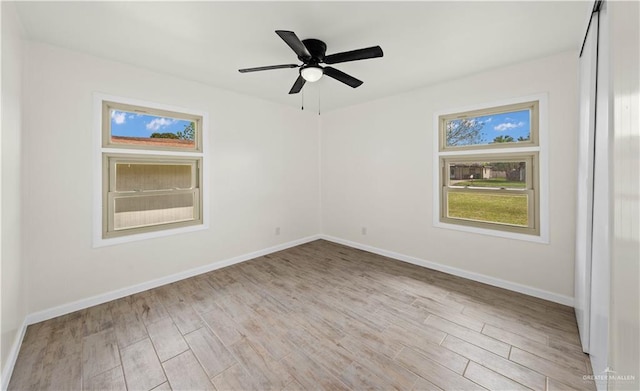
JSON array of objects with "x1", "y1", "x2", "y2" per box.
[
  {"x1": 93, "y1": 93, "x2": 209, "y2": 247},
  {"x1": 433, "y1": 94, "x2": 548, "y2": 243},
  {"x1": 440, "y1": 153, "x2": 539, "y2": 235},
  {"x1": 102, "y1": 154, "x2": 203, "y2": 238},
  {"x1": 439, "y1": 101, "x2": 539, "y2": 152},
  {"x1": 102, "y1": 100, "x2": 203, "y2": 152}
]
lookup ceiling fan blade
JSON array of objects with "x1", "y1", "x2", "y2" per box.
[
  {"x1": 323, "y1": 67, "x2": 363, "y2": 88},
  {"x1": 324, "y1": 46, "x2": 384, "y2": 65},
  {"x1": 288, "y1": 75, "x2": 306, "y2": 94},
  {"x1": 276, "y1": 30, "x2": 312, "y2": 60},
  {"x1": 238, "y1": 64, "x2": 299, "y2": 73}
]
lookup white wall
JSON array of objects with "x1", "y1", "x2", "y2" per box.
[
  {"x1": 321, "y1": 51, "x2": 578, "y2": 301},
  {"x1": 21, "y1": 42, "x2": 320, "y2": 314},
  {"x1": 608, "y1": 1, "x2": 640, "y2": 388},
  {"x1": 1, "y1": 1, "x2": 26, "y2": 382}
]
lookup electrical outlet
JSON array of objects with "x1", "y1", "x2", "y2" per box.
[
  {"x1": 275, "y1": 226, "x2": 281, "y2": 235},
  {"x1": 361, "y1": 227, "x2": 367, "y2": 235}
]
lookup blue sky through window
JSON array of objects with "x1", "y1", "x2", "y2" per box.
[
  {"x1": 447, "y1": 109, "x2": 531, "y2": 146},
  {"x1": 110, "y1": 110, "x2": 193, "y2": 138},
  {"x1": 473, "y1": 109, "x2": 530, "y2": 143}
]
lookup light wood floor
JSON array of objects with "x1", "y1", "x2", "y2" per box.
[{"x1": 9, "y1": 240, "x2": 595, "y2": 391}]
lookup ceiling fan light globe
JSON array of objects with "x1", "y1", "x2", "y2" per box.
[{"x1": 301, "y1": 66, "x2": 323, "y2": 82}]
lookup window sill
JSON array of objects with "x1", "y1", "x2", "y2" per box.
[
  {"x1": 93, "y1": 223, "x2": 208, "y2": 248},
  {"x1": 433, "y1": 221, "x2": 549, "y2": 244}
]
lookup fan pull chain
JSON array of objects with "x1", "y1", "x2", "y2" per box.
[
  {"x1": 318, "y1": 83, "x2": 321, "y2": 115},
  {"x1": 301, "y1": 89, "x2": 304, "y2": 111}
]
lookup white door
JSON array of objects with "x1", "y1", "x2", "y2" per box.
[
  {"x1": 588, "y1": 3, "x2": 611, "y2": 389},
  {"x1": 575, "y1": 3, "x2": 611, "y2": 389},
  {"x1": 575, "y1": 11, "x2": 598, "y2": 353}
]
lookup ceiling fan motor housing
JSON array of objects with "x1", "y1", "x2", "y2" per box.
[{"x1": 301, "y1": 39, "x2": 327, "y2": 64}]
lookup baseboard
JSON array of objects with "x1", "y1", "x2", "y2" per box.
[
  {"x1": 25, "y1": 234, "x2": 322, "y2": 325},
  {"x1": 320, "y1": 235, "x2": 574, "y2": 307},
  {"x1": 1, "y1": 320, "x2": 27, "y2": 391}
]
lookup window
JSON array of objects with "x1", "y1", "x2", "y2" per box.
[
  {"x1": 100, "y1": 99, "x2": 204, "y2": 240},
  {"x1": 103, "y1": 101, "x2": 202, "y2": 151},
  {"x1": 436, "y1": 100, "x2": 542, "y2": 237}
]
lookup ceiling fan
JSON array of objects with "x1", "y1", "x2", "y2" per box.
[{"x1": 239, "y1": 30, "x2": 383, "y2": 94}]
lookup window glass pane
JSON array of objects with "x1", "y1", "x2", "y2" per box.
[
  {"x1": 110, "y1": 109, "x2": 196, "y2": 149},
  {"x1": 445, "y1": 109, "x2": 531, "y2": 148},
  {"x1": 115, "y1": 163, "x2": 193, "y2": 191},
  {"x1": 446, "y1": 192, "x2": 528, "y2": 227},
  {"x1": 114, "y1": 193, "x2": 195, "y2": 230},
  {"x1": 448, "y1": 161, "x2": 526, "y2": 189}
]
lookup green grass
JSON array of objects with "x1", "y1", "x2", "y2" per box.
[
  {"x1": 452, "y1": 178, "x2": 526, "y2": 189},
  {"x1": 448, "y1": 192, "x2": 528, "y2": 226}
]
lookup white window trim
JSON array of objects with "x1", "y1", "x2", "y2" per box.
[
  {"x1": 93, "y1": 93, "x2": 210, "y2": 248},
  {"x1": 432, "y1": 93, "x2": 549, "y2": 244}
]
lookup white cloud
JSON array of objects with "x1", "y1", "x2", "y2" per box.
[
  {"x1": 145, "y1": 117, "x2": 175, "y2": 131},
  {"x1": 494, "y1": 121, "x2": 524, "y2": 131},
  {"x1": 111, "y1": 110, "x2": 127, "y2": 125},
  {"x1": 484, "y1": 117, "x2": 492, "y2": 123}
]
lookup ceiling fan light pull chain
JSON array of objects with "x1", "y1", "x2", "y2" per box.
[
  {"x1": 301, "y1": 89, "x2": 304, "y2": 111},
  {"x1": 318, "y1": 83, "x2": 321, "y2": 116}
]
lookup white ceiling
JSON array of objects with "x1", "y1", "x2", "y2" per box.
[{"x1": 14, "y1": 1, "x2": 590, "y2": 112}]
